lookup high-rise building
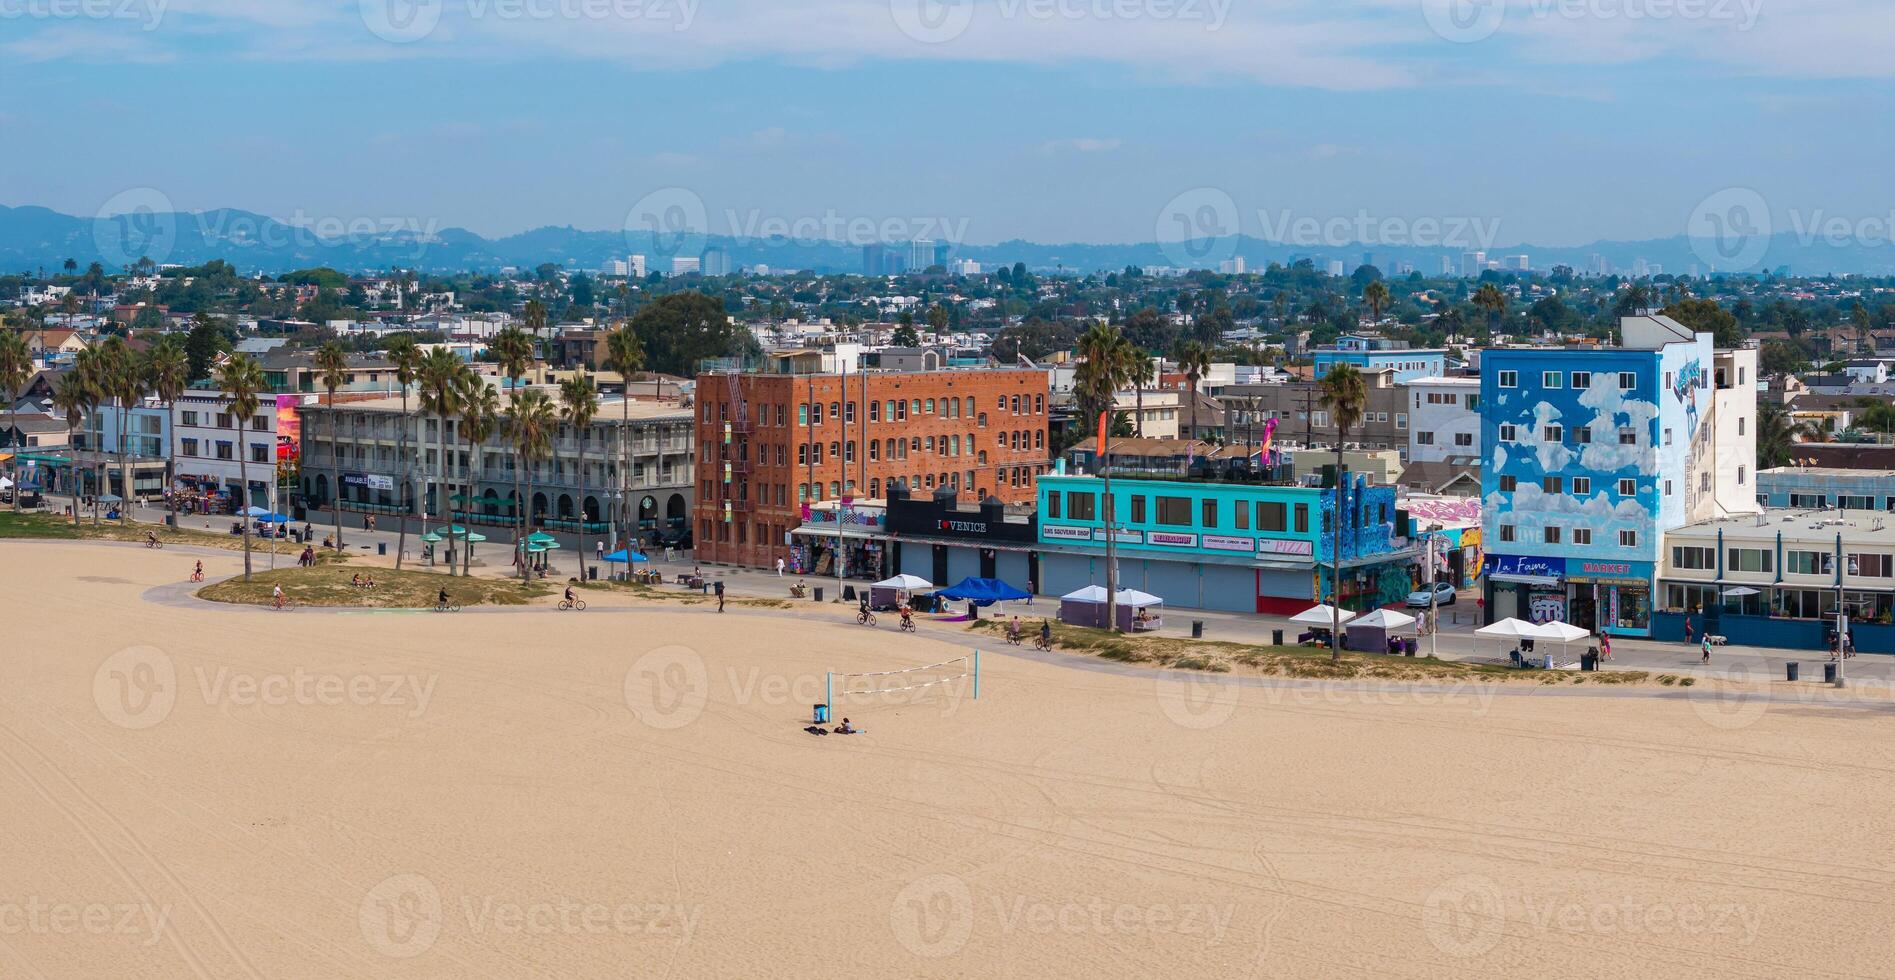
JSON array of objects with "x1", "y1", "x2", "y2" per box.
[
  {"x1": 700, "y1": 246, "x2": 732, "y2": 277},
  {"x1": 630, "y1": 254, "x2": 647, "y2": 278},
  {"x1": 1460, "y1": 250, "x2": 1487, "y2": 277},
  {"x1": 1506, "y1": 254, "x2": 1530, "y2": 272},
  {"x1": 670, "y1": 257, "x2": 701, "y2": 277},
  {"x1": 1218, "y1": 257, "x2": 1246, "y2": 275},
  {"x1": 862, "y1": 243, "x2": 887, "y2": 277},
  {"x1": 951, "y1": 259, "x2": 982, "y2": 276},
  {"x1": 1326, "y1": 259, "x2": 1345, "y2": 277},
  {"x1": 692, "y1": 369, "x2": 1053, "y2": 569},
  {"x1": 1478, "y1": 314, "x2": 1758, "y2": 638},
  {"x1": 910, "y1": 240, "x2": 938, "y2": 272},
  {"x1": 1440, "y1": 255, "x2": 1455, "y2": 276}
]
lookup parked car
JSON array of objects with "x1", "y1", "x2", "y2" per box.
[{"x1": 1406, "y1": 582, "x2": 1457, "y2": 608}]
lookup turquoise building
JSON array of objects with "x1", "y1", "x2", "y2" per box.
[
  {"x1": 1311, "y1": 336, "x2": 1447, "y2": 384},
  {"x1": 1034, "y1": 474, "x2": 1419, "y2": 614}
]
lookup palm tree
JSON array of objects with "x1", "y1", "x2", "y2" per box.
[
  {"x1": 505, "y1": 388, "x2": 557, "y2": 581},
  {"x1": 1074, "y1": 323, "x2": 1134, "y2": 447},
  {"x1": 1362, "y1": 280, "x2": 1391, "y2": 325},
  {"x1": 1757, "y1": 400, "x2": 1812, "y2": 469},
  {"x1": 71, "y1": 349, "x2": 105, "y2": 524},
  {"x1": 97, "y1": 336, "x2": 146, "y2": 523},
  {"x1": 560, "y1": 371, "x2": 599, "y2": 581},
  {"x1": 1174, "y1": 340, "x2": 1211, "y2": 443},
  {"x1": 145, "y1": 336, "x2": 187, "y2": 529},
  {"x1": 1472, "y1": 282, "x2": 1508, "y2": 335},
  {"x1": 215, "y1": 354, "x2": 266, "y2": 581},
  {"x1": 314, "y1": 341, "x2": 349, "y2": 552},
  {"x1": 458, "y1": 377, "x2": 499, "y2": 577},
  {"x1": 1318, "y1": 363, "x2": 1367, "y2": 664},
  {"x1": 384, "y1": 334, "x2": 423, "y2": 569},
  {"x1": 1124, "y1": 349, "x2": 1154, "y2": 438},
  {"x1": 52, "y1": 372, "x2": 89, "y2": 525},
  {"x1": 418, "y1": 348, "x2": 466, "y2": 574},
  {"x1": 0, "y1": 330, "x2": 29, "y2": 511},
  {"x1": 492, "y1": 326, "x2": 534, "y2": 391},
  {"x1": 522, "y1": 299, "x2": 548, "y2": 360},
  {"x1": 603, "y1": 324, "x2": 645, "y2": 547}
]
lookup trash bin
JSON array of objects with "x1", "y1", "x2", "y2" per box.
[
  {"x1": 843, "y1": 585, "x2": 857, "y2": 602},
  {"x1": 813, "y1": 587, "x2": 824, "y2": 604},
  {"x1": 165, "y1": 513, "x2": 177, "y2": 528},
  {"x1": 1191, "y1": 620, "x2": 1204, "y2": 639},
  {"x1": 1272, "y1": 629, "x2": 1284, "y2": 647},
  {"x1": 813, "y1": 704, "x2": 830, "y2": 724},
  {"x1": 1580, "y1": 652, "x2": 1596, "y2": 672},
  {"x1": 377, "y1": 542, "x2": 386, "y2": 556},
  {"x1": 1786, "y1": 662, "x2": 1800, "y2": 681},
  {"x1": 588, "y1": 566, "x2": 598, "y2": 581},
  {"x1": 1824, "y1": 662, "x2": 1838, "y2": 684}
]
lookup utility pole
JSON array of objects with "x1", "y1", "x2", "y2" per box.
[{"x1": 1104, "y1": 423, "x2": 1117, "y2": 634}]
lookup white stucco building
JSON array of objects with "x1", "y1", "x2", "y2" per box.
[{"x1": 1404, "y1": 376, "x2": 1481, "y2": 465}]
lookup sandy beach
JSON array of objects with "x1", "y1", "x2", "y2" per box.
[{"x1": 3, "y1": 539, "x2": 1893, "y2": 978}]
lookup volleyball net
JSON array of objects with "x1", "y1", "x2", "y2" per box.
[{"x1": 826, "y1": 652, "x2": 982, "y2": 706}]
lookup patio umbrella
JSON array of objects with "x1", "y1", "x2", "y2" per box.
[
  {"x1": 527, "y1": 532, "x2": 561, "y2": 549},
  {"x1": 431, "y1": 524, "x2": 470, "y2": 536},
  {"x1": 420, "y1": 532, "x2": 443, "y2": 543},
  {"x1": 604, "y1": 549, "x2": 648, "y2": 563}
]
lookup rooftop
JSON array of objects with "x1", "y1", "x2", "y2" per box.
[
  {"x1": 1676, "y1": 508, "x2": 1895, "y2": 546},
  {"x1": 300, "y1": 390, "x2": 692, "y2": 421}
]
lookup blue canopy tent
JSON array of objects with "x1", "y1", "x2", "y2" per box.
[
  {"x1": 936, "y1": 577, "x2": 1031, "y2": 619},
  {"x1": 603, "y1": 548, "x2": 650, "y2": 581}
]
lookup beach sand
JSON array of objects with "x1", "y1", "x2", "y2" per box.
[{"x1": 3, "y1": 540, "x2": 1893, "y2": 978}]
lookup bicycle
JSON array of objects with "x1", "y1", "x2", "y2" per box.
[
  {"x1": 189, "y1": 572, "x2": 204, "y2": 583},
  {"x1": 144, "y1": 539, "x2": 164, "y2": 550},
  {"x1": 271, "y1": 598, "x2": 295, "y2": 612},
  {"x1": 1006, "y1": 629, "x2": 1023, "y2": 647},
  {"x1": 1034, "y1": 635, "x2": 1054, "y2": 652},
  {"x1": 434, "y1": 602, "x2": 462, "y2": 613},
  {"x1": 559, "y1": 598, "x2": 587, "y2": 611},
  {"x1": 898, "y1": 617, "x2": 916, "y2": 634},
  {"x1": 857, "y1": 609, "x2": 877, "y2": 627}
]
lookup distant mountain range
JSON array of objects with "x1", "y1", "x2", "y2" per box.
[{"x1": 5, "y1": 203, "x2": 1894, "y2": 278}]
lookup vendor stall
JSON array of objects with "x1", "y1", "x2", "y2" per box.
[{"x1": 1057, "y1": 586, "x2": 1166, "y2": 632}]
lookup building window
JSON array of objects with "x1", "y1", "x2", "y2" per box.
[
  {"x1": 1417, "y1": 432, "x2": 1435, "y2": 446},
  {"x1": 1574, "y1": 426, "x2": 1592, "y2": 445},
  {"x1": 1849, "y1": 554, "x2": 1893, "y2": 578},
  {"x1": 1498, "y1": 424, "x2": 1516, "y2": 442},
  {"x1": 1156, "y1": 496, "x2": 1192, "y2": 526},
  {"x1": 1066, "y1": 492, "x2": 1096, "y2": 521},
  {"x1": 1396, "y1": 414, "x2": 1407, "y2": 430},
  {"x1": 1542, "y1": 477, "x2": 1563, "y2": 494},
  {"x1": 1454, "y1": 432, "x2": 1474, "y2": 447},
  {"x1": 1498, "y1": 370, "x2": 1517, "y2": 388},
  {"x1": 1047, "y1": 492, "x2": 1062, "y2": 519},
  {"x1": 1128, "y1": 495, "x2": 1147, "y2": 523},
  {"x1": 1293, "y1": 503, "x2": 1308, "y2": 534},
  {"x1": 1544, "y1": 526, "x2": 1562, "y2": 544},
  {"x1": 1619, "y1": 478, "x2": 1636, "y2": 497},
  {"x1": 1672, "y1": 546, "x2": 1715, "y2": 570},
  {"x1": 1619, "y1": 372, "x2": 1636, "y2": 390},
  {"x1": 1787, "y1": 550, "x2": 1833, "y2": 576},
  {"x1": 1542, "y1": 371, "x2": 1563, "y2": 389},
  {"x1": 1257, "y1": 501, "x2": 1286, "y2": 532},
  {"x1": 1619, "y1": 530, "x2": 1638, "y2": 547},
  {"x1": 1499, "y1": 524, "x2": 1515, "y2": 543},
  {"x1": 1573, "y1": 528, "x2": 1592, "y2": 545},
  {"x1": 1618, "y1": 426, "x2": 1637, "y2": 445},
  {"x1": 1728, "y1": 548, "x2": 1773, "y2": 573},
  {"x1": 1542, "y1": 425, "x2": 1562, "y2": 443},
  {"x1": 1572, "y1": 477, "x2": 1591, "y2": 495},
  {"x1": 1572, "y1": 371, "x2": 1591, "y2": 389},
  {"x1": 1202, "y1": 499, "x2": 1218, "y2": 528},
  {"x1": 1738, "y1": 465, "x2": 1747, "y2": 485}
]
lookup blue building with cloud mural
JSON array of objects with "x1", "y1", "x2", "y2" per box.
[{"x1": 1478, "y1": 316, "x2": 1758, "y2": 637}]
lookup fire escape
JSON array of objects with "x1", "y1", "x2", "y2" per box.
[{"x1": 721, "y1": 371, "x2": 754, "y2": 529}]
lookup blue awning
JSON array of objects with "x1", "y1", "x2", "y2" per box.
[{"x1": 936, "y1": 577, "x2": 1030, "y2": 607}]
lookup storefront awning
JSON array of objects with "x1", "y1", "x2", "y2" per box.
[{"x1": 792, "y1": 525, "x2": 885, "y2": 542}]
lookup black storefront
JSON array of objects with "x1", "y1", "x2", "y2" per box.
[{"x1": 885, "y1": 484, "x2": 1042, "y2": 597}]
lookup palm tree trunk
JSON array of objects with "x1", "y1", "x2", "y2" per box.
[
  {"x1": 1134, "y1": 382, "x2": 1144, "y2": 438},
  {"x1": 329, "y1": 391, "x2": 343, "y2": 552},
  {"x1": 462, "y1": 437, "x2": 477, "y2": 577},
  {"x1": 575, "y1": 431, "x2": 589, "y2": 582},
  {"x1": 116, "y1": 400, "x2": 130, "y2": 525},
  {"x1": 6, "y1": 395, "x2": 18, "y2": 514},
  {"x1": 514, "y1": 463, "x2": 526, "y2": 581},
  {"x1": 237, "y1": 447, "x2": 253, "y2": 580},
  {"x1": 164, "y1": 398, "x2": 178, "y2": 531},
  {"x1": 395, "y1": 390, "x2": 410, "y2": 569},
  {"x1": 1331, "y1": 440, "x2": 1344, "y2": 664},
  {"x1": 440, "y1": 413, "x2": 455, "y2": 576},
  {"x1": 521, "y1": 468, "x2": 536, "y2": 582}
]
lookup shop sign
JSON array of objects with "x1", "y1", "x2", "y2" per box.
[
  {"x1": 1093, "y1": 528, "x2": 1143, "y2": 544},
  {"x1": 1566, "y1": 559, "x2": 1653, "y2": 583},
  {"x1": 1043, "y1": 525, "x2": 1092, "y2": 541},
  {"x1": 1259, "y1": 538, "x2": 1315, "y2": 556},
  {"x1": 1486, "y1": 555, "x2": 1566, "y2": 579},
  {"x1": 342, "y1": 472, "x2": 394, "y2": 492},
  {"x1": 1203, "y1": 535, "x2": 1254, "y2": 553},
  {"x1": 1148, "y1": 531, "x2": 1199, "y2": 548}
]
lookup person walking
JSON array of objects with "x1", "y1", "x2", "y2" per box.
[
  {"x1": 1599, "y1": 632, "x2": 1611, "y2": 662},
  {"x1": 714, "y1": 579, "x2": 726, "y2": 613},
  {"x1": 1701, "y1": 634, "x2": 1712, "y2": 664},
  {"x1": 775, "y1": 556, "x2": 785, "y2": 577}
]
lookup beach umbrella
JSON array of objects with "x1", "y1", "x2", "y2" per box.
[
  {"x1": 1721, "y1": 586, "x2": 1760, "y2": 597},
  {"x1": 604, "y1": 549, "x2": 648, "y2": 563},
  {"x1": 460, "y1": 531, "x2": 488, "y2": 543},
  {"x1": 527, "y1": 532, "x2": 561, "y2": 549},
  {"x1": 526, "y1": 542, "x2": 550, "y2": 553},
  {"x1": 421, "y1": 532, "x2": 443, "y2": 543},
  {"x1": 1289, "y1": 604, "x2": 1357, "y2": 627},
  {"x1": 432, "y1": 524, "x2": 470, "y2": 536}
]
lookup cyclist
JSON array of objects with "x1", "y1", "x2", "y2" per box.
[
  {"x1": 1006, "y1": 616, "x2": 1022, "y2": 645},
  {"x1": 191, "y1": 560, "x2": 203, "y2": 582},
  {"x1": 145, "y1": 531, "x2": 158, "y2": 548},
  {"x1": 564, "y1": 584, "x2": 577, "y2": 607},
  {"x1": 437, "y1": 588, "x2": 451, "y2": 610},
  {"x1": 271, "y1": 585, "x2": 286, "y2": 610},
  {"x1": 1039, "y1": 619, "x2": 1053, "y2": 650},
  {"x1": 898, "y1": 601, "x2": 915, "y2": 632}
]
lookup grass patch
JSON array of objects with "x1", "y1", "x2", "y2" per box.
[
  {"x1": 0, "y1": 511, "x2": 310, "y2": 555},
  {"x1": 200, "y1": 565, "x2": 548, "y2": 608},
  {"x1": 969, "y1": 618, "x2": 1654, "y2": 686}
]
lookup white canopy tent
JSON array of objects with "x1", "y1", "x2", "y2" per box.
[
  {"x1": 1347, "y1": 608, "x2": 1420, "y2": 655},
  {"x1": 1059, "y1": 585, "x2": 1165, "y2": 631},
  {"x1": 875, "y1": 574, "x2": 934, "y2": 591},
  {"x1": 1289, "y1": 605, "x2": 1357, "y2": 627},
  {"x1": 1352, "y1": 609, "x2": 1417, "y2": 631},
  {"x1": 1474, "y1": 618, "x2": 1538, "y2": 640}
]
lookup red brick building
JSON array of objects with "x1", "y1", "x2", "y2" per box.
[{"x1": 694, "y1": 369, "x2": 1052, "y2": 568}]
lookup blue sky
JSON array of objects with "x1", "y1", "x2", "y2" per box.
[{"x1": 2, "y1": 0, "x2": 1890, "y2": 247}]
